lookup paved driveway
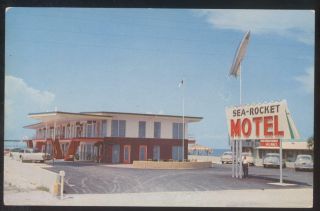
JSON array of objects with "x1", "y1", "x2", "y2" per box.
[{"x1": 43, "y1": 162, "x2": 313, "y2": 194}]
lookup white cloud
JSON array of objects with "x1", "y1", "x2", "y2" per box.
[
  {"x1": 5, "y1": 75, "x2": 55, "y2": 139},
  {"x1": 196, "y1": 10, "x2": 314, "y2": 45},
  {"x1": 294, "y1": 67, "x2": 314, "y2": 94}
]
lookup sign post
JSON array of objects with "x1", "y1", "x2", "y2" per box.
[
  {"x1": 232, "y1": 139, "x2": 235, "y2": 177},
  {"x1": 280, "y1": 139, "x2": 283, "y2": 184}
]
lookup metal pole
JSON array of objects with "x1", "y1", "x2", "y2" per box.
[
  {"x1": 53, "y1": 122, "x2": 56, "y2": 166},
  {"x1": 239, "y1": 64, "x2": 242, "y2": 105},
  {"x1": 280, "y1": 139, "x2": 283, "y2": 184},
  {"x1": 235, "y1": 140, "x2": 238, "y2": 178},
  {"x1": 240, "y1": 140, "x2": 243, "y2": 179},
  {"x1": 232, "y1": 139, "x2": 235, "y2": 177},
  {"x1": 182, "y1": 79, "x2": 185, "y2": 162}
]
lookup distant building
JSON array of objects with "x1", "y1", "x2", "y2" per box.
[
  {"x1": 24, "y1": 111, "x2": 202, "y2": 163},
  {"x1": 240, "y1": 140, "x2": 313, "y2": 161}
]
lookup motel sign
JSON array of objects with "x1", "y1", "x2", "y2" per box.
[{"x1": 225, "y1": 100, "x2": 299, "y2": 140}]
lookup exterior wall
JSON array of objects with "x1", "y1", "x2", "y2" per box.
[{"x1": 101, "y1": 137, "x2": 188, "y2": 164}]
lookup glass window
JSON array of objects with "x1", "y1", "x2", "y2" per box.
[
  {"x1": 154, "y1": 122, "x2": 161, "y2": 138},
  {"x1": 119, "y1": 120, "x2": 126, "y2": 137},
  {"x1": 139, "y1": 121, "x2": 146, "y2": 138},
  {"x1": 172, "y1": 123, "x2": 183, "y2": 139},
  {"x1": 87, "y1": 122, "x2": 93, "y2": 137},
  {"x1": 111, "y1": 120, "x2": 119, "y2": 137},
  {"x1": 112, "y1": 120, "x2": 126, "y2": 137},
  {"x1": 101, "y1": 120, "x2": 107, "y2": 137}
]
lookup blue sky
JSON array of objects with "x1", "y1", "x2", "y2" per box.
[{"x1": 5, "y1": 8, "x2": 314, "y2": 148}]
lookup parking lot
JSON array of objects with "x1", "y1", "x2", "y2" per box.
[{"x1": 43, "y1": 161, "x2": 313, "y2": 194}]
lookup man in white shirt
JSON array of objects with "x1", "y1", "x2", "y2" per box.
[{"x1": 242, "y1": 156, "x2": 249, "y2": 178}]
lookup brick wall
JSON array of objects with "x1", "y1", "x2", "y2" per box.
[{"x1": 102, "y1": 137, "x2": 188, "y2": 164}]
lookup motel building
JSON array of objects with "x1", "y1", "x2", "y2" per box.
[{"x1": 24, "y1": 111, "x2": 202, "y2": 164}]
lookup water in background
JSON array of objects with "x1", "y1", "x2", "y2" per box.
[
  {"x1": 189, "y1": 148, "x2": 230, "y2": 156},
  {"x1": 4, "y1": 140, "x2": 26, "y2": 149},
  {"x1": 211, "y1": 148, "x2": 230, "y2": 156}
]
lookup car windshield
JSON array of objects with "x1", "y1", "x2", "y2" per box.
[
  {"x1": 32, "y1": 148, "x2": 40, "y2": 153},
  {"x1": 266, "y1": 154, "x2": 279, "y2": 158},
  {"x1": 297, "y1": 156, "x2": 311, "y2": 161}
]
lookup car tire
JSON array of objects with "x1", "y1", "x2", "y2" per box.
[
  {"x1": 295, "y1": 168, "x2": 299, "y2": 171},
  {"x1": 221, "y1": 161, "x2": 224, "y2": 164},
  {"x1": 263, "y1": 164, "x2": 266, "y2": 168}
]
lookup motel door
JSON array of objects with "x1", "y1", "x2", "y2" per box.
[
  {"x1": 153, "y1": 145, "x2": 160, "y2": 161},
  {"x1": 139, "y1": 145, "x2": 147, "y2": 161},
  {"x1": 123, "y1": 145, "x2": 131, "y2": 164},
  {"x1": 112, "y1": 144, "x2": 120, "y2": 164},
  {"x1": 172, "y1": 146, "x2": 182, "y2": 161}
]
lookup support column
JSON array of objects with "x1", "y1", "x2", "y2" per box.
[
  {"x1": 280, "y1": 139, "x2": 283, "y2": 184},
  {"x1": 239, "y1": 140, "x2": 243, "y2": 179},
  {"x1": 232, "y1": 139, "x2": 235, "y2": 178},
  {"x1": 235, "y1": 140, "x2": 238, "y2": 178}
]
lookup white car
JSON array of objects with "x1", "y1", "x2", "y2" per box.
[
  {"x1": 263, "y1": 153, "x2": 286, "y2": 168},
  {"x1": 18, "y1": 148, "x2": 46, "y2": 163},
  {"x1": 294, "y1": 154, "x2": 313, "y2": 171},
  {"x1": 221, "y1": 151, "x2": 233, "y2": 164}
]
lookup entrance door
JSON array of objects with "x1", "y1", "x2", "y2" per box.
[
  {"x1": 139, "y1": 145, "x2": 147, "y2": 161},
  {"x1": 79, "y1": 143, "x2": 94, "y2": 161},
  {"x1": 112, "y1": 144, "x2": 120, "y2": 163},
  {"x1": 123, "y1": 145, "x2": 131, "y2": 164},
  {"x1": 153, "y1": 145, "x2": 160, "y2": 161},
  {"x1": 172, "y1": 146, "x2": 182, "y2": 161}
]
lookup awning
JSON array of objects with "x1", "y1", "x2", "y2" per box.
[{"x1": 256, "y1": 141, "x2": 310, "y2": 150}]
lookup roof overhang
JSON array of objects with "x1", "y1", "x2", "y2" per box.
[{"x1": 27, "y1": 111, "x2": 112, "y2": 123}]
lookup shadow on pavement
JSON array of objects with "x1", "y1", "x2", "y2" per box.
[{"x1": 248, "y1": 174, "x2": 312, "y2": 187}]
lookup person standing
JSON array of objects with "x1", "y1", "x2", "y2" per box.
[{"x1": 242, "y1": 155, "x2": 249, "y2": 178}]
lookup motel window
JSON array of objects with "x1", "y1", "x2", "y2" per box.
[
  {"x1": 139, "y1": 121, "x2": 146, "y2": 138},
  {"x1": 154, "y1": 122, "x2": 161, "y2": 138},
  {"x1": 87, "y1": 121, "x2": 93, "y2": 137},
  {"x1": 112, "y1": 120, "x2": 126, "y2": 137},
  {"x1": 86, "y1": 121, "x2": 97, "y2": 138},
  {"x1": 100, "y1": 120, "x2": 107, "y2": 137},
  {"x1": 172, "y1": 123, "x2": 183, "y2": 139}
]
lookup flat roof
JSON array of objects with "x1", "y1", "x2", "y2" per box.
[{"x1": 81, "y1": 111, "x2": 203, "y2": 120}]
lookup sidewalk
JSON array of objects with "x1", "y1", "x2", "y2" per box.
[{"x1": 4, "y1": 188, "x2": 313, "y2": 207}]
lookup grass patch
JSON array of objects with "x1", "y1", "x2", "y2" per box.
[{"x1": 36, "y1": 185, "x2": 50, "y2": 192}]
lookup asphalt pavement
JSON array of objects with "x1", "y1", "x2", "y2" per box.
[{"x1": 43, "y1": 161, "x2": 313, "y2": 194}]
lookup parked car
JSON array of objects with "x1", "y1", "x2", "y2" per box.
[
  {"x1": 263, "y1": 153, "x2": 286, "y2": 168},
  {"x1": 241, "y1": 152, "x2": 255, "y2": 166},
  {"x1": 294, "y1": 154, "x2": 313, "y2": 171},
  {"x1": 18, "y1": 148, "x2": 46, "y2": 163},
  {"x1": 221, "y1": 151, "x2": 233, "y2": 164}
]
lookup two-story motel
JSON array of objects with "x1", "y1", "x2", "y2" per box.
[{"x1": 24, "y1": 111, "x2": 202, "y2": 163}]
